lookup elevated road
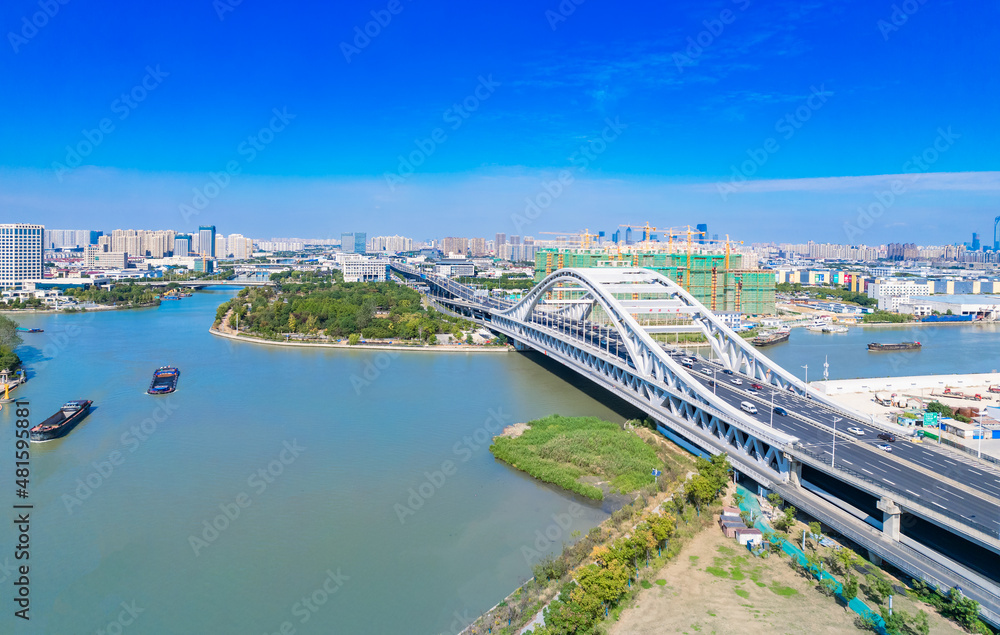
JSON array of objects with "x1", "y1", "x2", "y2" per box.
[{"x1": 391, "y1": 263, "x2": 1000, "y2": 622}]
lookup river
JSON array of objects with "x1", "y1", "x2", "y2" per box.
[
  {"x1": 5, "y1": 294, "x2": 997, "y2": 633},
  {"x1": 1, "y1": 289, "x2": 621, "y2": 634}
]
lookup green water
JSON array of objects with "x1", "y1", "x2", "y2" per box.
[{"x1": 1, "y1": 289, "x2": 623, "y2": 634}]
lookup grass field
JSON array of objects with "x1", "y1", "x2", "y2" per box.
[{"x1": 489, "y1": 415, "x2": 665, "y2": 500}]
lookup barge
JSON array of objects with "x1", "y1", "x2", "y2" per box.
[
  {"x1": 29, "y1": 400, "x2": 93, "y2": 442},
  {"x1": 751, "y1": 331, "x2": 790, "y2": 347},
  {"x1": 147, "y1": 366, "x2": 180, "y2": 394},
  {"x1": 868, "y1": 341, "x2": 921, "y2": 351}
]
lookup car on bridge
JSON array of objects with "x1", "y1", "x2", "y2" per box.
[
  {"x1": 681, "y1": 360, "x2": 694, "y2": 368},
  {"x1": 701, "y1": 368, "x2": 712, "y2": 376},
  {"x1": 877, "y1": 432, "x2": 897, "y2": 442},
  {"x1": 773, "y1": 406, "x2": 788, "y2": 416},
  {"x1": 848, "y1": 426, "x2": 865, "y2": 436},
  {"x1": 876, "y1": 443, "x2": 893, "y2": 452},
  {"x1": 731, "y1": 378, "x2": 743, "y2": 385},
  {"x1": 721, "y1": 369, "x2": 734, "y2": 375},
  {"x1": 740, "y1": 401, "x2": 758, "y2": 414},
  {"x1": 750, "y1": 383, "x2": 763, "y2": 390}
]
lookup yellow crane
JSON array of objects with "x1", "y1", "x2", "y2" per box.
[
  {"x1": 618, "y1": 223, "x2": 661, "y2": 246},
  {"x1": 539, "y1": 229, "x2": 598, "y2": 249}
]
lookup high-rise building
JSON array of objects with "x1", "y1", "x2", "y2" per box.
[
  {"x1": 494, "y1": 233, "x2": 507, "y2": 249},
  {"x1": 972, "y1": 232, "x2": 981, "y2": 251},
  {"x1": 46, "y1": 229, "x2": 91, "y2": 249},
  {"x1": 696, "y1": 223, "x2": 708, "y2": 245},
  {"x1": 198, "y1": 226, "x2": 217, "y2": 257},
  {"x1": 0, "y1": 224, "x2": 44, "y2": 287},
  {"x1": 341, "y1": 232, "x2": 367, "y2": 254},
  {"x1": 227, "y1": 234, "x2": 253, "y2": 259},
  {"x1": 174, "y1": 234, "x2": 192, "y2": 257},
  {"x1": 216, "y1": 235, "x2": 228, "y2": 258},
  {"x1": 441, "y1": 237, "x2": 469, "y2": 256},
  {"x1": 469, "y1": 237, "x2": 487, "y2": 256}
]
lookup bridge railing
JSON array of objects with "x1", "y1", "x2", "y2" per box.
[{"x1": 793, "y1": 444, "x2": 999, "y2": 539}]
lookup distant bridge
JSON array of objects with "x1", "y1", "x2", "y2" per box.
[{"x1": 391, "y1": 262, "x2": 1000, "y2": 625}]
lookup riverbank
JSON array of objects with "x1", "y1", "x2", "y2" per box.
[
  {"x1": 0, "y1": 303, "x2": 152, "y2": 314},
  {"x1": 209, "y1": 326, "x2": 511, "y2": 353}
]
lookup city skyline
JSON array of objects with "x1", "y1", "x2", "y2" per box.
[{"x1": 2, "y1": 1, "x2": 998, "y2": 242}]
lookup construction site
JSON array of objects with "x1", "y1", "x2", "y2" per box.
[{"x1": 533, "y1": 225, "x2": 777, "y2": 316}]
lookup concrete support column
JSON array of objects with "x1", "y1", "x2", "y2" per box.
[
  {"x1": 877, "y1": 497, "x2": 902, "y2": 541},
  {"x1": 784, "y1": 455, "x2": 803, "y2": 487},
  {"x1": 868, "y1": 551, "x2": 883, "y2": 566}
]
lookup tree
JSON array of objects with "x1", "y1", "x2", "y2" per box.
[
  {"x1": 773, "y1": 506, "x2": 796, "y2": 533},
  {"x1": 865, "y1": 574, "x2": 893, "y2": 605},
  {"x1": 767, "y1": 492, "x2": 784, "y2": 508},
  {"x1": 944, "y1": 587, "x2": 982, "y2": 631},
  {"x1": 347, "y1": 333, "x2": 361, "y2": 345},
  {"x1": 0, "y1": 315, "x2": 24, "y2": 350},
  {"x1": 842, "y1": 575, "x2": 859, "y2": 602},
  {"x1": 685, "y1": 474, "x2": 717, "y2": 512}
]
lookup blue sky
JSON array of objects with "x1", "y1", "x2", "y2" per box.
[{"x1": 1, "y1": 0, "x2": 998, "y2": 243}]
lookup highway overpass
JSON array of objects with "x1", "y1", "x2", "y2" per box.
[{"x1": 391, "y1": 262, "x2": 1000, "y2": 624}]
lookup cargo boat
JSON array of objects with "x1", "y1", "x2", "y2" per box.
[
  {"x1": 15, "y1": 327, "x2": 43, "y2": 333},
  {"x1": 751, "y1": 331, "x2": 790, "y2": 347},
  {"x1": 868, "y1": 341, "x2": 921, "y2": 351},
  {"x1": 29, "y1": 400, "x2": 93, "y2": 442},
  {"x1": 147, "y1": 366, "x2": 180, "y2": 394}
]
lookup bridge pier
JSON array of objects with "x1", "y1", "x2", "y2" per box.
[
  {"x1": 877, "y1": 497, "x2": 902, "y2": 542},
  {"x1": 783, "y1": 454, "x2": 803, "y2": 487}
]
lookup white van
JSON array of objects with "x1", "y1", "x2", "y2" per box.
[{"x1": 740, "y1": 401, "x2": 758, "y2": 415}]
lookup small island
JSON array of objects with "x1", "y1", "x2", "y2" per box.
[
  {"x1": 489, "y1": 414, "x2": 689, "y2": 500},
  {"x1": 212, "y1": 270, "x2": 502, "y2": 347}
]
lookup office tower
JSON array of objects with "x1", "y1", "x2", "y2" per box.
[
  {"x1": 198, "y1": 226, "x2": 217, "y2": 257},
  {"x1": 341, "y1": 232, "x2": 367, "y2": 254},
  {"x1": 174, "y1": 234, "x2": 192, "y2": 257},
  {"x1": 972, "y1": 232, "x2": 981, "y2": 251},
  {"x1": 696, "y1": 223, "x2": 708, "y2": 244},
  {"x1": 494, "y1": 233, "x2": 507, "y2": 248},
  {"x1": 0, "y1": 224, "x2": 44, "y2": 287},
  {"x1": 216, "y1": 235, "x2": 228, "y2": 258}
]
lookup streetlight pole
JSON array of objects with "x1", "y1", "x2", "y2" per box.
[
  {"x1": 978, "y1": 410, "x2": 984, "y2": 459},
  {"x1": 713, "y1": 368, "x2": 718, "y2": 395},
  {"x1": 801, "y1": 365, "x2": 808, "y2": 384},
  {"x1": 770, "y1": 391, "x2": 776, "y2": 427},
  {"x1": 832, "y1": 416, "x2": 841, "y2": 468}
]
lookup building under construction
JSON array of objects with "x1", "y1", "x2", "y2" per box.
[{"x1": 533, "y1": 248, "x2": 776, "y2": 316}]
